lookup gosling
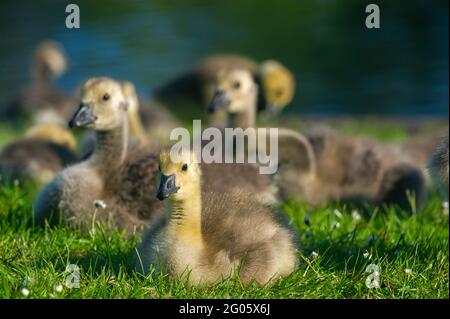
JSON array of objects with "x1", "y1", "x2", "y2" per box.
[
  {"x1": 135, "y1": 149, "x2": 298, "y2": 286},
  {"x1": 1, "y1": 40, "x2": 76, "y2": 126},
  {"x1": 152, "y1": 54, "x2": 295, "y2": 124},
  {"x1": 0, "y1": 124, "x2": 78, "y2": 185},
  {"x1": 34, "y1": 77, "x2": 164, "y2": 234},
  {"x1": 274, "y1": 127, "x2": 426, "y2": 213}
]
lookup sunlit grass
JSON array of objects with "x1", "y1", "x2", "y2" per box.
[
  {"x1": 0, "y1": 180, "x2": 447, "y2": 299},
  {"x1": 0, "y1": 122, "x2": 448, "y2": 299}
]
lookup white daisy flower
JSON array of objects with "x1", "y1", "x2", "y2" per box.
[
  {"x1": 404, "y1": 268, "x2": 412, "y2": 274},
  {"x1": 363, "y1": 251, "x2": 372, "y2": 259},
  {"x1": 93, "y1": 200, "x2": 107, "y2": 209},
  {"x1": 332, "y1": 221, "x2": 341, "y2": 229},
  {"x1": 54, "y1": 284, "x2": 63, "y2": 293},
  {"x1": 21, "y1": 288, "x2": 30, "y2": 297},
  {"x1": 352, "y1": 210, "x2": 362, "y2": 222},
  {"x1": 309, "y1": 251, "x2": 319, "y2": 260}
]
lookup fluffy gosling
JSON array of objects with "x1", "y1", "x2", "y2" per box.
[
  {"x1": 34, "y1": 77, "x2": 164, "y2": 234},
  {"x1": 135, "y1": 149, "x2": 298, "y2": 286},
  {"x1": 0, "y1": 124, "x2": 78, "y2": 185},
  {"x1": 1, "y1": 40, "x2": 76, "y2": 126}
]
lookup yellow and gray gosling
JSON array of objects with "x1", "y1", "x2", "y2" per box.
[
  {"x1": 0, "y1": 124, "x2": 78, "y2": 185},
  {"x1": 135, "y1": 149, "x2": 298, "y2": 286},
  {"x1": 152, "y1": 54, "x2": 295, "y2": 125},
  {"x1": 34, "y1": 77, "x2": 164, "y2": 234}
]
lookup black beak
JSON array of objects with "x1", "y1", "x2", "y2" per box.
[
  {"x1": 156, "y1": 174, "x2": 179, "y2": 201},
  {"x1": 207, "y1": 90, "x2": 230, "y2": 113},
  {"x1": 68, "y1": 103, "x2": 97, "y2": 128}
]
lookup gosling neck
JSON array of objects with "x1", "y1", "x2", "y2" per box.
[
  {"x1": 167, "y1": 181, "x2": 203, "y2": 242},
  {"x1": 90, "y1": 119, "x2": 129, "y2": 177},
  {"x1": 32, "y1": 62, "x2": 52, "y2": 85},
  {"x1": 228, "y1": 104, "x2": 256, "y2": 129}
]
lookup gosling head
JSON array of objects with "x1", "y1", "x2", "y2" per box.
[
  {"x1": 32, "y1": 40, "x2": 68, "y2": 82},
  {"x1": 207, "y1": 69, "x2": 258, "y2": 114},
  {"x1": 69, "y1": 77, "x2": 129, "y2": 130},
  {"x1": 156, "y1": 149, "x2": 201, "y2": 202},
  {"x1": 258, "y1": 60, "x2": 295, "y2": 115}
]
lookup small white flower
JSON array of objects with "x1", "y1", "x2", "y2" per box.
[
  {"x1": 404, "y1": 268, "x2": 412, "y2": 274},
  {"x1": 93, "y1": 200, "x2": 107, "y2": 209},
  {"x1": 333, "y1": 209, "x2": 343, "y2": 219},
  {"x1": 21, "y1": 288, "x2": 30, "y2": 297},
  {"x1": 309, "y1": 251, "x2": 319, "y2": 260},
  {"x1": 54, "y1": 284, "x2": 63, "y2": 293},
  {"x1": 363, "y1": 251, "x2": 372, "y2": 259},
  {"x1": 352, "y1": 210, "x2": 362, "y2": 222}
]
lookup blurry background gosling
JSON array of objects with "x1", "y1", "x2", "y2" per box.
[
  {"x1": 1, "y1": 40, "x2": 76, "y2": 128},
  {"x1": 151, "y1": 54, "x2": 295, "y2": 126},
  {"x1": 0, "y1": 123, "x2": 78, "y2": 185}
]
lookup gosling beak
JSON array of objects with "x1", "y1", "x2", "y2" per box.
[
  {"x1": 156, "y1": 174, "x2": 179, "y2": 200},
  {"x1": 68, "y1": 103, "x2": 97, "y2": 128},
  {"x1": 207, "y1": 90, "x2": 230, "y2": 113}
]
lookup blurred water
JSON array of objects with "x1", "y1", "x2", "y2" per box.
[{"x1": 0, "y1": 0, "x2": 448, "y2": 117}]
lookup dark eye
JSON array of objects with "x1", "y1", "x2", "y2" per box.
[
  {"x1": 102, "y1": 93, "x2": 110, "y2": 101},
  {"x1": 182, "y1": 163, "x2": 188, "y2": 171},
  {"x1": 158, "y1": 164, "x2": 161, "y2": 172},
  {"x1": 275, "y1": 89, "x2": 283, "y2": 97},
  {"x1": 232, "y1": 81, "x2": 241, "y2": 89}
]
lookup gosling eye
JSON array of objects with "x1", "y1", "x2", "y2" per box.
[
  {"x1": 232, "y1": 81, "x2": 241, "y2": 90},
  {"x1": 182, "y1": 163, "x2": 188, "y2": 171},
  {"x1": 102, "y1": 93, "x2": 110, "y2": 101},
  {"x1": 275, "y1": 89, "x2": 283, "y2": 98}
]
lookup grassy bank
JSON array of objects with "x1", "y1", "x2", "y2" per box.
[{"x1": 0, "y1": 121, "x2": 448, "y2": 299}]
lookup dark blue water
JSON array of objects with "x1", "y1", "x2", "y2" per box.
[{"x1": 0, "y1": 0, "x2": 448, "y2": 117}]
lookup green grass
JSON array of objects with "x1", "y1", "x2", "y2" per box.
[
  {"x1": 0, "y1": 181, "x2": 447, "y2": 299},
  {"x1": 0, "y1": 122, "x2": 448, "y2": 299}
]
